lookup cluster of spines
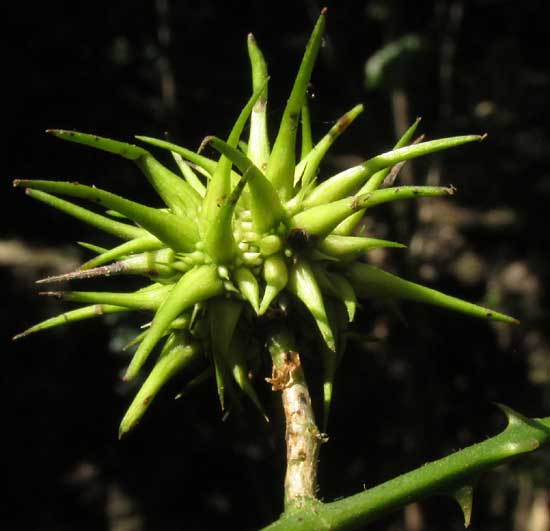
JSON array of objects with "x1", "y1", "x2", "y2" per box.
[{"x1": 13, "y1": 8, "x2": 517, "y2": 437}]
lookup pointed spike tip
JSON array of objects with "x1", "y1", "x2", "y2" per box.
[
  {"x1": 35, "y1": 262, "x2": 126, "y2": 284},
  {"x1": 118, "y1": 425, "x2": 128, "y2": 440},
  {"x1": 38, "y1": 291, "x2": 64, "y2": 299},
  {"x1": 46, "y1": 129, "x2": 78, "y2": 140},
  {"x1": 489, "y1": 313, "x2": 520, "y2": 325},
  {"x1": 198, "y1": 135, "x2": 214, "y2": 154}
]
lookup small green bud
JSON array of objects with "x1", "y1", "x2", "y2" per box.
[
  {"x1": 259, "y1": 254, "x2": 289, "y2": 315},
  {"x1": 234, "y1": 266, "x2": 260, "y2": 313},
  {"x1": 259, "y1": 234, "x2": 283, "y2": 256}
]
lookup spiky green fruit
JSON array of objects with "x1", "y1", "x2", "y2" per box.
[{"x1": 14, "y1": 8, "x2": 517, "y2": 435}]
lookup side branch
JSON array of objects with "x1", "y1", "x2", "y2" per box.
[{"x1": 260, "y1": 408, "x2": 550, "y2": 530}]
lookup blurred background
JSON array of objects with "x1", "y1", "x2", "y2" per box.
[{"x1": 4, "y1": 1, "x2": 549, "y2": 530}]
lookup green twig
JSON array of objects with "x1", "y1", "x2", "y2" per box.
[{"x1": 260, "y1": 407, "x2": 550, "y2": 530}]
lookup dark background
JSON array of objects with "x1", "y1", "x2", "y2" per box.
[{"x1": 4, "y1": 1, "x2": 549, "y2": 530}]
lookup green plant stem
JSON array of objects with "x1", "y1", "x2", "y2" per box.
[
  {"x1": 268, "y1": 328, "x2": 324, "y2": 511},
  {"x1": 260, "y1": 408, "x2": 550, "y2": 530}
]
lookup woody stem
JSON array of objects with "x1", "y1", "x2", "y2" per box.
[{"x1": 267, "y1": 327, "x2": 322, "y2": 511}]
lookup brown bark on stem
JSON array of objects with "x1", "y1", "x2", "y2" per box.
[{"x1": 267, "y1": 330, "x2": 323, "y2": 510}]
